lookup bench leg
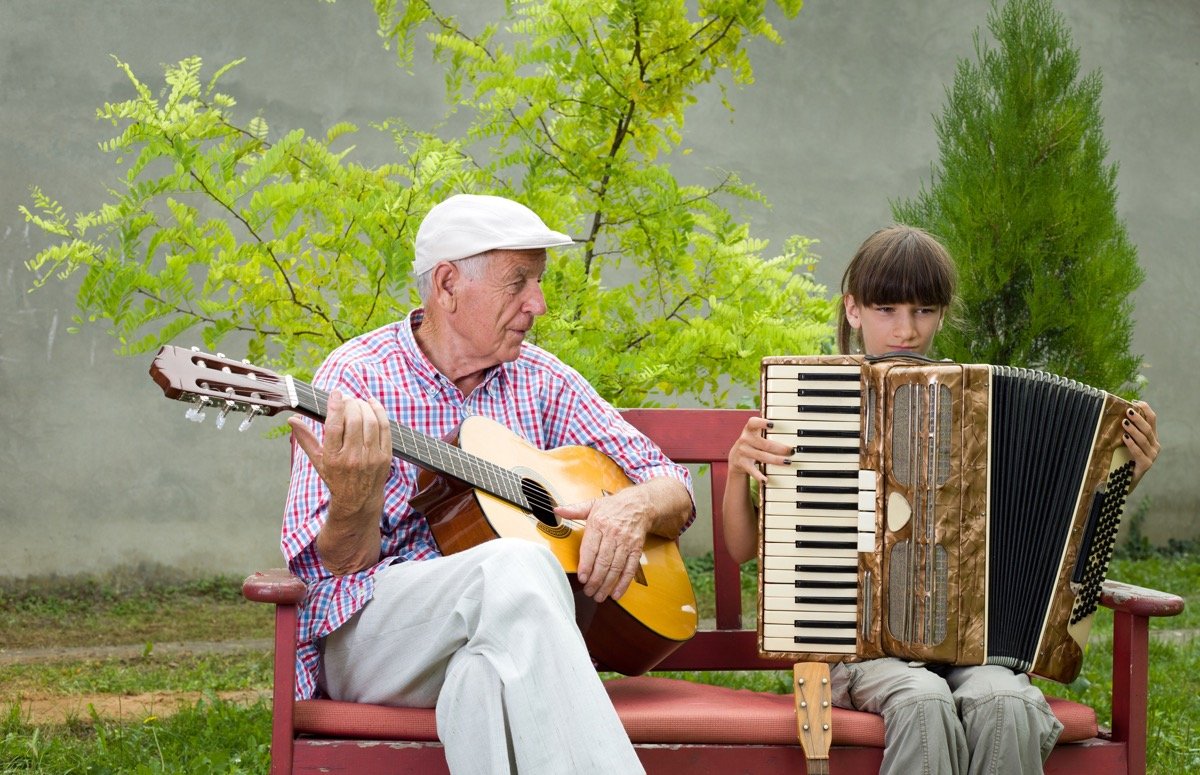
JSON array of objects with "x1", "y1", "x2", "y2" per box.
[{"x1": 1110, "y1": 608, "x2": 1149, "y2": 775}]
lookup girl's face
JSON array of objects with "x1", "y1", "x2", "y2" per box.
[{"x1": 843, "y1": 295, "x2": 944, "y2": 357}]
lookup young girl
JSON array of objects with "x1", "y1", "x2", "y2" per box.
[{"x1": 722, "y1": 225, "x2": 1161, "y2": 775}]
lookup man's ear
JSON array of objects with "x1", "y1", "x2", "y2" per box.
[
  {"x1": 843, "y1": 294, "x2": 862, "y2": 329},
  {"x1": 430, "y1": 262, "x2": 458, "y2": 313}
]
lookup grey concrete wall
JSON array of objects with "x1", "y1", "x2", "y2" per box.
[{"x1": 1, "y1": 0, "x2": 1196, "y2": 580}]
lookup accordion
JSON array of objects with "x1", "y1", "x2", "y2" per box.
[{"x1": 758, "y1": 354, "x2": 1135, "y2": 684}]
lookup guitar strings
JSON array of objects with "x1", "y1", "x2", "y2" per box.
[{"x1": 298, "y1": 382, "x2": 604, "y2": 525}]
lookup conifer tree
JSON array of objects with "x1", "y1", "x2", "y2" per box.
[{"x1": 893, "y1": 0, "x2": 1144, "y2": 395}]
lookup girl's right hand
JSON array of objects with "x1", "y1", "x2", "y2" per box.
[{"x1": 728, "y1": 416, "x2": 794, "y2": 484}]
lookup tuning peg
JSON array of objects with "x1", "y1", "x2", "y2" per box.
[
  {"x1": 238, "y1": 405, "x2": 265, "y2": 432},
  {"x1": 185, "y1": 396, "x2": 213, "y2": 423},
  {"x1": 215, "y1": 402, "x2": 235, "y2": 430}
]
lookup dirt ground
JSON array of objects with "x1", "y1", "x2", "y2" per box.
[
  {"x1": 7, "y1": 689, "x2": 270, "y2": 726},
  {"x1": 1, "y1": 639, "x2": 273, "y2": 727}
]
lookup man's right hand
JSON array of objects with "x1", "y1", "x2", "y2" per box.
[{"x1": 289, "y1": 390, "x2": 393, "y2": 574}]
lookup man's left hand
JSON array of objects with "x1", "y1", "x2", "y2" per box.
[
  {"x1": 558, "y1": 477, "x2": 691, "y2": 603},
  {"x1": 558, "y1": 490, "x2": 650, "y2": 603}
]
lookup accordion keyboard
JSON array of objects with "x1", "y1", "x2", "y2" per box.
[{"x1": 760, "y1": 363, "x2": 875, "y2": 655}]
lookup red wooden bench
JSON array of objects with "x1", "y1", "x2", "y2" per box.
[{"x1": 243, "y1": 408, "x2": 1185, "y2": 774}]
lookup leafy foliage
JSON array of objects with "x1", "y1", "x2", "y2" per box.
[
  {"x1": 24, "y1": 0, "x2": 832, "y2": 407},
  {"x1": 892, "y1": 0, "x2": 1144, "y2": 395}
]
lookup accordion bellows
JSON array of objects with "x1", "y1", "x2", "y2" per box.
[{"x1": 758, "y1": 354, "x2": 1134, "y2": 684}]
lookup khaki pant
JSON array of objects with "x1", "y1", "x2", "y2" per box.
[
  {"x1": 321, "y1": 539, "x2": 644, "y2": 775},
  {"x1": 832, "y1": 658, "x2": 1063, "y2": 775}
]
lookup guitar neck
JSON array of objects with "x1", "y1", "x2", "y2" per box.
[{"x1": 289, "y1": 378, "x2": 530, "y2": 510}]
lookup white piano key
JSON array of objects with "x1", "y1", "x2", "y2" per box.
[
  {"x1": 763, "y1": 556, "x2": 859, "y2": 573},
  {"x1": 764, "y1": 365, "x2": 863, "y2": 381},
  {"x1": 765, "y1": 584, "x2": 859, "y2": 600},
  {"x1": 764, "y1": 573, "x2": 858, "y2": 587},
  {"x1": 762, "y1": 637, "x2": 858, "y2": 655},
  {"x1": 763, "y1": 406, "x2": 862, "y2": 424},
  {"x1": 764, "y1": 514, "x2": 859, "y2": 530},
  {"x1": 763, "y1": 541, "x2": 859, "y2": 559},
  {"x1": 762, "y1": 614, "x2": 858, "y2": 628}
]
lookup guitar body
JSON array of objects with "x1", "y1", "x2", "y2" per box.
[{"x1": 414, "y1": 416, "x2": 698, "y2": 675}]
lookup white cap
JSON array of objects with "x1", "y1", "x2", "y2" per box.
[{"x1": 413, "y1": 194, "x2": 575, "y2": 275}]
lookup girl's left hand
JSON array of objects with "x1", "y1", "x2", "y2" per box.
[{"x1": 1123, "y1": 400, "x2": 1160, "y2": 488}]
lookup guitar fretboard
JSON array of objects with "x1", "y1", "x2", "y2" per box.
[{"x1": 291, "y1": 380, "x2": 531, "y2": 510}]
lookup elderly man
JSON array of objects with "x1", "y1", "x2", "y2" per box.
[{"x1": 282, "y1": 193, "x2": 694, "y2": 774}]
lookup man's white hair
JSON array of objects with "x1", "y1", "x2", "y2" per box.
[{"x1": 414, "y1": 251, "x2": 492, "y2": 303}]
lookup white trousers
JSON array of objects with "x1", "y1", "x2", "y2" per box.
[
  {"x1": 320, "y1": 538, "x2": 644, "y2": 775},
  {"x1": 832, "y1": 658, "x2": 1063, "y2": 775}
]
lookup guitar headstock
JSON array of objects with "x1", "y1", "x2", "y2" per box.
[{"x1": 149, "y1": 345, "x2": 295, "y2": 430}]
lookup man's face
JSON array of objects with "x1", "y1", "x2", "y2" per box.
[{"x1": 450, "y1": 249, "x2": 548, "y2": 366}]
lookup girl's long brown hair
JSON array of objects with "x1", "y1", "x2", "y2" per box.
[{"x1": 836, "y1": 225, "x2": 958, "y2": 354}]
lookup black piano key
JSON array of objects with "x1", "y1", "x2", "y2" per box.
[
  {"x1": 792, "y1": 372, "x2": 860, "y2": 381},
  {"x1": 795, "y1": 485, "x2": 858, "y2": 495},
  {"x1": 793, "y1": 635, "x2": 857, "y2": 646},
  {"x1": 794, "y1": 445, "x2": 859, "y2": 455},
  {"x1": 796, "y1": 469, "x2": 858, "y2": 478},
  {"x1": 794, "y1": 595, "x2": 857, "y2": 605},
  {"x1": 794, "y1": 388, "x2": 860, "y2": 398},
  {"x1": 795, "y1": 500, "x2": 857, "y2": 510},
  {"x1": 794, "y1": 564, "x2": 857, "y2": 573},
  {"x1": 795, "y1": 429, "x2": 861, "y2": 438},
  {"x1": 794, "y1": 539, "x2": 857, "y2": 550},
  {"x1": 793, "y1": 579, "x2": 858, "y2": 589},
  {"x1": 794, "y1": 525, "x2": 856, "y2": 534}
]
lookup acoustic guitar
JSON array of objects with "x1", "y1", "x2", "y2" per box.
[{"x1": 148, "y1": 345, "x2": 698, "y2": 675}]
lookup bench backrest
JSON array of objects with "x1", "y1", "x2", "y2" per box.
[{"x1": 619, "y1": 408, "x2": 794, "y2": 671}]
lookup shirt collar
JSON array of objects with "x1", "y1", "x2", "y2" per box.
[{"x1": 400, "y1": 308, "x2": 505, "y2": 399}]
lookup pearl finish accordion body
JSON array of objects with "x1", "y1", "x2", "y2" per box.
[{"x1": 758, "y1": 354, "x2": 1135, "y2": 684}]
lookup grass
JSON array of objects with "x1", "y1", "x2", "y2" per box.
[
  {"x1": 0, "y1": 552, "x2": 1195, "y2": 773},
  {"x1": 1, "y1": 653, "x2": 272, "y2": 698},
  {"x1": 1, "y1": 699, "x2": 272, "y2": 774},
  {"x1": 0, "y1": 570, "x2": 271, "y2": 651}
]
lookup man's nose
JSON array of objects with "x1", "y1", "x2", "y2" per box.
[{"x1": 525, "y1": 283, "x2": 548, "y2": 316}]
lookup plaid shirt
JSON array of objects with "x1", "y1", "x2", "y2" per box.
[{"x1": 281, "y1": 309, "x2": 694, "y2": 699}]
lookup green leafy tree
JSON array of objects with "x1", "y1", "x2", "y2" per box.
[
  {"x1": 892, "y1": 0, "x2": 1144, "y2": 395},
  {"x1": 23, "y1": 0, "x2": 832, "y2": 408}
]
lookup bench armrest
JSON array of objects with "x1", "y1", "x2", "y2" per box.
[
  {"x1": 1100, "y1": 579, "x2": 1185, "y2": 618},
  {"x1": 243, "y1": 568, "x2": 307, "y2": 605}
]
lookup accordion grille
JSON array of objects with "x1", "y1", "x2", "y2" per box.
[{"x1": 887, "y1": 382, "x2": 954, "y2": 646}]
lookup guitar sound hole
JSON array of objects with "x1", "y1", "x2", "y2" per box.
[{"x1": 520, "y1": 478, "x2": 558, "y2": 526}]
